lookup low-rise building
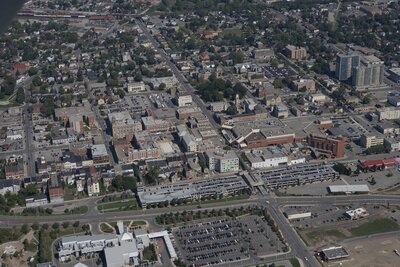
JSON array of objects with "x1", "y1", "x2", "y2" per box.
[
  {"x1": 91, "y1": 144, "x2": 109, "y2": 166},
  {"x1": 108, "y1": 111, "x2": 142, "y2": 139},
  {"x1": 360, "y1": 133, "x2": 384, "y2": 148},
  {"x1": 176, "y1": 93, "x2": 192, "y2": 107},
  {"x1": 377, "y1": 107, "x2": 400, "y2": 120},
  {"x1": 293, "y1": 79, "x2": 316, "y2": 92},
  {"x1": 284, "y1": 45, "x2": 307, "y2": 60},
  {"x1": 127, "y1": 82, "x2": 145, "y2": 93},
  {"x1": 272, "y1": 103, "x2": 289, "y2": 118},
  {"x1": 345, "y1": 207, "x2": 369, "y2": 220},
  {"x1": 205, "y1": 149, "x2": 239, "y2": 173}
]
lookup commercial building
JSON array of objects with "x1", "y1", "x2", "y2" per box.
[
  {"x1": 358, "y1": 158, "x2": 397, "y2": 170},
  {"x1": 127, "y1": 82, "x2": 145, "y2": 93},
  {"x1": 345, "y1": 207, "x2": 369, "y2": 220},
  {"x1": 137, "y1": 175, "x2": 249, "y2": 208},
  {"x1": 108, "y1": 111, "x2": 142, "y2": 139},
  {"x1": 141, "y1": 116, "x2": 171, "y2": 132},
  {"x1": 253, "y1": 164, "x2": 338, "y2": 188},
  {"x1": 57, "y1": 226, "x2": 177, "y2": 265},
  {"x1": 335, "y1": 53, "x2": 360, "y2": 81},
  {"x1": 352, "y1": 55, "x2": 385, "y2": 89},
  {"x1": 384, "y1": 137, "x2": 400, "y2": 151},
  {"x1": 91, "y1": 144, "x2": 109, "y2": 166},
  {"x1": 328, "y1": 184, "x2": 370, "y2": 194},
  {"x1": 245, "y1": 147, "x2": 288, "y2": 169},
  {"x1": 320, "y1": 246, "x2": 349, "y2": 261},
  {"x1": 306, "y1": 135, "x2": 345, "y2": 158},
  {"x1": 176, "y1": 106, "x2": 202, "y2": 120},
  {"x1": 360, "y1": 133, "x2": 384, "y2": 148},
  {"x1": 272, "y1": 103, "x2": 289, "y2": 118},
  {"x1": 377, "y1": 107, "x2": 400, "y2": 120},
  {"x1": 205, "y1": 149, "x2": 239, "y2": 173},
  {"x1": 285, "y1": 212, "x2": 312, "y2": 220},
  {"x1": 387, "y1": 91, "x2": 400, "y2": 107},
  {"x1": 176, "y1": 93, "x2": 193, "y2": 107},
  {"x1": 388, "y1": 68, "x2": 400, "y2": 83},
  {"x1": 284, "y1": 45, "x2": 307, "y2": 60}
]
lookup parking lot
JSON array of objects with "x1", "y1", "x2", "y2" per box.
[
  {"x1": 263, "y1": 65, "x2": 297, "y2": 78},
  {"x1": 173, "y1": 215, "x2": 286, "y2": 266}
]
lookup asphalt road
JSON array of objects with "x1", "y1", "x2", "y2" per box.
[{"x1": 134, "y1": 18, "x2": 220, "y2": 129}]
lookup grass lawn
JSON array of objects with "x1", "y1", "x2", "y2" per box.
[
  {"x1": 184, "y1": 194, "x2": 250, "y2": 207},
  {"x1": 98, "y1": 199, "x2": 139, "y2": 212},
  {"x1": 130, "y1": 220, "x2": 146, "y2": 226},
  {"x1": 350, "y1": 218, "x2": 399, "y2": 237},
  {"x1": 63, "y1": 187, "x2": 75, "y2": 201},
  {"x1": 100, "y1": 223, "x2": 114, "y2": 233},
  {"x1": 289, "y1": 258, "x2": 301, "y2": 267}
]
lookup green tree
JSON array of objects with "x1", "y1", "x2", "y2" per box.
[{"x1": 15, "y1": 87, "x2": 25, "y2": 104}]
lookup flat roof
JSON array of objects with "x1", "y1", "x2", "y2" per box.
[
  {"x1": 328, "y1": 184, "x2": 370, "y2": 193},
  {"x1": 321, "y1": 246, "x2": 349, "y2": 260}
]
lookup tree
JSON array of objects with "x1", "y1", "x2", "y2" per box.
[
  {"x1": 226, "y1": 106, "x2": 238, "y2": 115},
  {"x1": 15, "y1": 87, "x2": 25, "y2": 104},
  {"x1": 144, "y1": 167, "x2": 160, "y2": 185},
  {"x1": 21, "y1": 224, "x2": 29, "y2": 234},
  {"x1": 28, "y1": 68, "x2": 38, "y2": 76},
  {"x1": 158, "y1": 82, "x2": 166, "y2": 90}
]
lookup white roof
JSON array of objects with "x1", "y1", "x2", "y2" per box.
[{"x1": 328, "y1": 184, "x2": 370, "y2": 193}]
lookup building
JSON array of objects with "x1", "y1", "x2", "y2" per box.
[
  {"x1": 176, "y1": 106, "x2": 202, "y2": 120},
  {"x1": 360, "y1": 133, "x2": 384, "y2": 148},
  {"x1": 272, "y1": 103, "x2": 289, "y2": 118},
  {"x1": 320, "y1": 246, "x2": 349, "y2": 261},
  {"x1": 377, "y1": 107, "x2": 400, "y2": 120},
  {"x1": 141, "y1": 116, "x2": 171, "y2": 132},
  {"x1": 345, "y1": 207, "x2": 369, "y2": 220},
  {"x1": 384, "y1": 137, "x2": 400, "y2": 152},
  {"x1": 0, "y1": 179, "x2": 20, "y2": 195},
  {"x1": 358, "y1": 158, "x2": 397, "y2": 170},
  {"x1": 388, "y1": 68, "x2": 400, "y2": 83},
  {"x1": 176, "y1": 93, "x2": 193, "y2": 107},
  {"x1": 335, "y1": 53, "x2": 360, "y2": 81},
  {"x1": 328, "y1": 184, "x2": 370, "y2": 194},
  {"x1": 86, "y1": 177, "x2": 100, "y2": 197},
  {"x1": 108, "y1": 111, "x2": 142, "y2": 139},
  {"x1": 137, "y1": 175, "x2": 249, "y2": 208},
  {"x1": 352, "y1": 55, "x2": 385, "y2": 89},
  {"x1": 91, "y1": 144, "x2": 109, "y2": 166},
  {"x1": 245, "y1": 147, "x2": 288, "y2": 169},
  {"x1": 48, "y1": 187, "x2": 64, "y2": 204},
  {"x1": 264, "y1": 95, "x2": 282, "y2": 107},
  {"x1": 253, "y1": 163, "x2": 338, "y2": 188},
  {"x1": 181, "y1": 133, "x2": 197, "y2": 152},
  {"x1": 387, "y1": 91, "x2": 400, "y2": 107},
  {"x1": 127, "y1": 82, "x2": 145, "y2": 93},
  {"x1": 285, "y1": 212, "x2": 312, "y2": 220},
  {"x1": 252, "y1": 48, "x2": 274, "y2": 61},
  {"x1": 209, "y1": 102, "x2": 227, "y2": 112},
  {"x1": 307, "y1": 135, "x2": 345, "y2": 158},
  {"x1": 293, "y1": 79, "x2": 316, "y2": 92},
  {"x1": 284, "y1": 45, "x2": 307, "y2": 60},
  {"x1": 205, "y1": 149, "x2": 239, "y2": 173}
]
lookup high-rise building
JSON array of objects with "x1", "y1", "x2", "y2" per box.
[
  {"x1": 335, "y1": 53, "x2": 360, "y2": 81},
  {"x1": 352, "y1": 55, "x2": 384, "y2": 89}
]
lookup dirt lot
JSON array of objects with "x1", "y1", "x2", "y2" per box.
[
  {"x1": 326, "y1": 233, "x2": 400, "y2": 267},
  {"x1": 0, "y1": 230, "x2": 37, "y2": 267}
]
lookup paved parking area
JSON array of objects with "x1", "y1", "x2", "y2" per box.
[{"x1": 173, "y1": 215, "x2": 286, "y2": 266}]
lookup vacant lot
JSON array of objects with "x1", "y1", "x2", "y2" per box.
[
  {"x1": 333, "y1": 234, "x2": 400, "y2": 267},
  {"x1": 300, "y1": 216, "x2": 399, "y2": 246}
]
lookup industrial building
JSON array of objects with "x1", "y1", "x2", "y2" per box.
[
  {"x1": 320, "y1": 246, "x2": 349, "y2": 261},
  {"x1": 328, "y1": 184, "x2": 370, "y2": 194}
]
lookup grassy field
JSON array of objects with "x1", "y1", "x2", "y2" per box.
[
  {"x1": 100, "y1": 223, "x2": 114, "y2": 233},
  {"x1": 98, "y1": 199, "x2": 139, "y2": 212},
  {"x1": 289, "y1": 258, "x2": 301, "y2": 267},
  {"x1": 350, "y1": 218, "x2": 399, "y2": 236},
  {"x1": 304, "y1": 229, "x2": 346, "y2": 246}
]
